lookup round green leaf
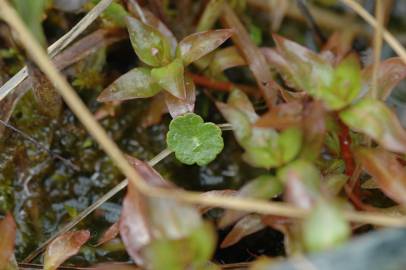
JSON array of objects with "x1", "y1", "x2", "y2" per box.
[{"x1": 167, "y1": 113, "x2": 224, "y2": 166}]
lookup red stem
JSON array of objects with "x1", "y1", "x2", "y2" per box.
[{"x1": 188, "y1": 72, "x2": 233, "y2": 92}]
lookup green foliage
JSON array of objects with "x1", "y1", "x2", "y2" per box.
[
  {"x1": 319, "y1": 55, "x2": 361, "y2": 110},
  {"x1": 126, "y1": 16, "x2": 173, "y2": 67},
  {"x1": 167, "y1": 113, "x2": 224, "y2": 166},
  {"x1": 218, "y1": 90, "x2": 302, "y2": 169},
  {"x1": 302, "y1": 199, "x2": 350, "y2": 252}
]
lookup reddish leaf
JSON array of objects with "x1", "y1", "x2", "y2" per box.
[
  {"x1": 164, "y1": 75, "x2": 196, "y2": 118},
  {"x1": 221, "y1": 4, "x2": 277, "y2": 106},
  {"x1": 96, "y1": 222, "x2": 120, "y2": 247},
  {"x1": 255, "y1": 102, "x2": 303, "y2": 130},
  {"x1": 221, "y1": 214, "x2": 265, "y2": 248},
  {"x1": 299, "y1": 101, "x2": 326, "y2": 161},
  {"x1": 356, "y1": 148, "x2": 406, "y2": 204},
  {"x1": 0, "y1": 213, "x2": 16, "y2": 268},
  {"x1": 119, "y1": 156, "x2": 174, "y2": 264},
  {"x1": 177, "y1": 29, "x2": 233, "y2": 66},
  {"x1": 272, "y1": 34, "x2": 333, "y2": 94},
  {"x1": 362, "y1": 57, "x2": 406, "y2": 99},
  {"x1": 119, "y1": 183, "x2": 151, "y2": 265},
  {"x1": 141, "y1": 93, "x2": 168, "y2": 127},
  {"x1": 44, "y1": 230, "x2": 90, "y2": 270}
]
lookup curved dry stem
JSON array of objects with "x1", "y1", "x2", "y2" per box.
[
  {"x1": 0, "y1": 0, "x2": 113, "y2": 101},
  {"x1": 1, "y1": 0, "x2": 406, "y2": 264},
  {"x1": 340, "y1": 0, "x2": 406, "y2": 64}
]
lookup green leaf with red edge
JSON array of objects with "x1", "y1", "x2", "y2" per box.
[
  {"x1": 339, "y1": 99, "x2": 406, "y2": 154},
  {"x1": 277, "y1": 160, "x2": 321, "y2": 209},
  {"x1": 44, "y1": 230, "x2": 90, "y2": 270},
  {"x1": 302, "y1": 199, "x2": 350, "y2": 252},
  {"x1": 361, "y1": 57, "x2": 406, "y2": 99},
  {"x1": 220, "y1": 214, "x2": 265, "y2": 248},
  {"x1": 272, "y1": 34, "x2": 334, "y2": 94},
  {"x1": 97, "y1": 67, "x2": 161, "y2": 102},
  {"x1": 219, "y1": 175, "x2": 283, "y2": 228},
  {"x1": 151, "y1": 58, "x2": 186, "y2": 99},
  {"x1": 177, "y1": 29, "x2": 233, "y2": 66},
  {"x1": 356, "y1": 147, "x2": 406, "y2": 205},
  {"x1": 0, "y1": 213, "x2": 16, "y2": 269},
  {"x1": 126, "y1": 16, "x2": 173, "y2": 67}
]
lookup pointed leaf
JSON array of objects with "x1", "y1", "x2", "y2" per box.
[
  {"x1": 219, "y1": 175, "x2": 283, "y2": 228},
  {"x1": 362, "y1": 57, "x2": 406, "y2": 99},
  {"x1": 356, "y1": 147, "x2": 406, "y2": 204},
  {"x1": 216, "y1": 102, "x2": 252, "y2": 142},
  {"x1": 227, "y1": 89, "x2": 258, "y2": 122},
  {"x1": 165, "y1": 75, "x2": 196, "y2": 118},
  {"x1": 177, "y1": 29, "x2": 233, "y2": 66},
  {"x1": 96, "y1": 222, "x2": 120, "y2": 247},
  {"x1": 302, "y1": 199, "x2": 350, "y2": 252},
  {"x1": 0, "y1": 213, "x2": 16, "y2": 268},
  {"x1": 166, "y1": 113, "x2": 224, "y2": 165},
  {"x1": 119, "y1": 157, "x2": 173, "y2": 264},
  {"x1": 120, "y1": 182, "x2": 151, "y2": 265},
  {"x1": 97, "y1": 68, "x2": 161, "y2": 102},
  {"x1": 126, "y1": 16, "x2": 172, "y2": 67},
  {"x1": 151, "y1": 58, "x2": 186, "y2": 99},
  {"x1": 273, "y1": 34, "x2": 334, "y2": 94},
  {"x1": 339, "y1": 99, "x2": 406, "y2": 153},
  {"x1": 221, "y1": 214, "x2": 265, "y2": 248},
  {"x1": 209, "y1": 46, "x2": 246, "y2": 75},
  {"x1": 44, "y1": 230, "x2": 90, "y2": 270}
]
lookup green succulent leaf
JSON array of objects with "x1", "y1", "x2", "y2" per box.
[
  {"x1": 126, "y1": 16, "x2": 173, "y2": 67},
  {"x1": 339, "y1": 98, "x2": 406, "y2": 153},
  {"x1": 97, "y1": 67, "x2": 161, "y2": 102},
  {"x1": 177, "y1": 29, "x2": 233, "y2": 66},
  {"x1": 302, "y1": 199, "x2": 350, "y2": 252},
  {"x1": 167, "y1": 113, "x2": 224, "y2": 166},
  {"x1": 151, "y1": 58, "x2": 186, "y2": 99}
]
